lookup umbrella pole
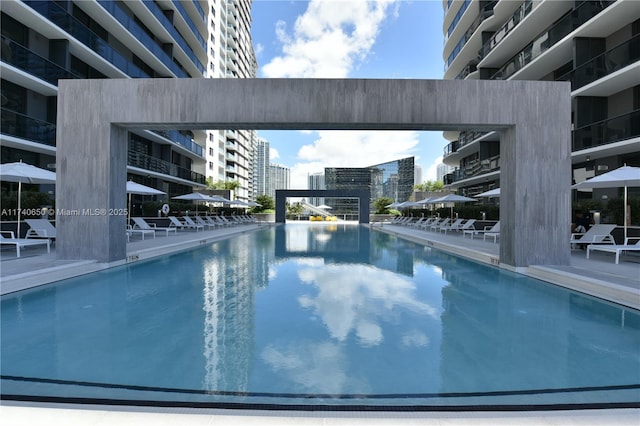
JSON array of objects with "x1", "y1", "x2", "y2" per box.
[
  {"x1": 17, "y1": 181, "x2": 21, "y2": 238},
  {"x1": 624, "y1": 184, "x2": 628, "y2": 241}
]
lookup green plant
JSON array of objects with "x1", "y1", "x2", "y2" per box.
[
  {"x1": 373, "y1": 197, "x2": 394, "y2": 214},
  {"x1": 251, "y1": 195, "x2": 274, "y2": 213},
  {"x1": 605, "y1": 197, "x2": 639, "y2": 226}
]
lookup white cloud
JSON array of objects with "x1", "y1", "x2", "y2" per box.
[
  {"x1": 424, "y1": 155, "x2": 443, "y2": 182},
  {"x1": 261, "y1": 0, "x2": 396, "y2": 78},
  {"x1": 269, "y1": 147, "x2": 280, "y2": 160},
  {"x1": 254, "y1": 42, "x2": 264, "y2": 57}
]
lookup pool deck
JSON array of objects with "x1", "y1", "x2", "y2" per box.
[{"x1": 1, "y1": 220, "x2": 639, "y2": 425}]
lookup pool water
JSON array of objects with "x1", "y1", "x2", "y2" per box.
[{"x1": 1, "y1": 223, "x2": 639, "y2": 408}]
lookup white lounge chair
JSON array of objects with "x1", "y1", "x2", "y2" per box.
[
  {"x1": 438, "y1": 218, "x2": 464, "y2": 233},
  {"x1": 570, "y1": 224, "x2": 616, "y2": 248},
  {"x1": 430, "y1": 218, "x2": 450, "y2": 232},
  {"x1": 181, "y1": 216, "x2": 204, "y2": 231},
  {"x1": 25, "y1": 219, "x2": 56, "y2": 242},
  {"x1": 195, "y1": 216, "x2": 217, "y2": 230},
  {"x1": 126, "y1": 224, "x2": 155, "y2": 240},
  {"x1": 586, "y1": 237, "x2": 640, "y2": 264},
  {"x1": 132, "y1": 217, "x2": 177, "y2": 236},
  {"x1": 446, "y1": 219, "x2": 476, "y2": 234},
  {"x1": 1, "y1": 231, "x2": 50, "y2": 258},
  {"x1": 464, "y1": 221, "x2": 500, "y2": 240}
]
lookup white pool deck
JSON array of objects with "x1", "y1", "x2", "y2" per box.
[{"x1": 1, "y1": 220, "x2": 639, "y2": 425}]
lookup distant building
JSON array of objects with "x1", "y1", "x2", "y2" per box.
[
  {"x1": 414, "y1": 165, "x2": 423, "y2": 187},
  {"x1": 325, "y1": 157, "x2": 415, "y2": 212},
  {"x1": 269, "y1": 163, "x2": 290, "y2": 199},
  {"x1": 437, "y1": 164, "x2": 454, "y2": 183},
  {"x1": 308, "y1": 172, "x2": 325, "y2": 207},
  {"x1": 255, "y1": 138, "x2": 270, "y2": 196}
]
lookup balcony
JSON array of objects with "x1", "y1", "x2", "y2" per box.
[
  {"x1": 446, "y1": 1, "x2": 496, "y2": 68},
  {"x1": 573, "y1": 109, "x2": 640, "y2": 151},
  {"x1": 490, "y1": 1, "x2": 614, "y2": 81},
  {"x1": 1, "y1": 35, "x2": 80, "y2": 85},
  {"x1": 141, "y1": 0, "x2": 205, "y2": 74},
  {"x1": 1, "y1": 108, "x2": 56, "y2": 147},
  {"x1": 172, "y1": 0, "x2": 206, "y2": 49},
  {"x1": 151, "y1": 130, "x2": 204, "y2": 157},
  {"x1": 480, "y1": 0, "x2": 534, "y2": 59},
  {"x1": 557, "y1": 33, "x2": 640, "y2": 91},
  {"x1": 128, "y1": 151, "x2": 206, "y2": 185},
  {"x1": 444, "y1": 155, "x2": 500, "y2": 185},
  {"x1": 25, "y1": 1, "x2": 150, "y2": 78}
]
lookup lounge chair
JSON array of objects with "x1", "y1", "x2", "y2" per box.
[
  {"x1": 195, "y1": 216, "x2": 217, "y2": 230},
  {"x1": 24, "y1": 219, "x2": 56, "y2": 242},
  {"x1": 132, "y1": 217, "x2": 177, "y2": 236},
  {"x1": 181, "y1": 216, "x2": 204, "y2": 231},
  {"x1": 126, "y1": 224, "x2": 155, "y2": 240},
  {"x1": 570, "y1": 224, "x2": 616, "y2": 248},
  {"x1": 445, "y1": 219, "x2": 476, "y2": 234},
  {"x1": 408, "y1": 217, "x2": 428, "y2": 228},
  {"x1": 464, "y1": 221, "x2": 500, "y2": 240},
  {"x1": 430, "y1": 218, "x2": 450, "y2": 232},
  {"x1": 438, "y1": 218, "x2": 464, "y2": 234},
  {"x1": 586, "y1": 237, "x2": 640, "y2": 264},
  {"x1": 167, "y1": 216, "x2": 192, "y2": 231},
  {"x1": 1, "y1": 231, "x2": 50, "y2": 258}
]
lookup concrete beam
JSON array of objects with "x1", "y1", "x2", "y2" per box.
[{"x1": 56, "y1": 78, "x2": 571, "y2": 267}]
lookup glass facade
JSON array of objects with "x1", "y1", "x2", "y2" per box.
[{"x1": 325, "y1": 157, "x2": 414, "y2": 213}]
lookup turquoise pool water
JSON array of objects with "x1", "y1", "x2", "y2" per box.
[{"x1": 1, "y1": 223, "x2": 639, "y2": 409}]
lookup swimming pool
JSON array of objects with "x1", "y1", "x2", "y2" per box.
[{"x1": 1, "y1": 223, "x2": 639, "y2": 410}]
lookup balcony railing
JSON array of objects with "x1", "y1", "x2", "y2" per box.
[
  {"x1": 151, "y1": 130, "x2": 204, "y2": 157},
  {"x1": 573, "y1": 109, "x2": 640, "y2": 151},
  {"x1": 1, "y1": 108, "x2": 56, "y2": 147},
  {"x1": 490, "y1": 1, "x2": 614, "y2": 80},
  {"x1": 444, "y1": 155, "x2": 500, "y2": 185},
  {"x1": 557, "y1": 33, "x2": 640, "y2": 91},
  {"x1": 1, "y1": 35, "x2": 80, "y2": 85},
  {"x1": 172, "y1": 0, "x2": 206, "y2": 50},
  {"x1": 96, "y1": 1, "x2": 190, "y2": 78},
  {"x1": 480, "y1": 0, "x2": 533, "y2": 59},
  {"x1": 25, "y1": 1, "x2": 150, "y2": 78},
  {"x1": 447, "y1": 0, "x2": 471, "y2": 38},
  {"x1": 446, "y1": 1, "x2": 496, "y2": 68},
  {"x1": 141, "y1": 1, "x2": 205, "y2": 75},
  {"x1": 128, "y1": 151, "x2": 206, "y2": 185}
]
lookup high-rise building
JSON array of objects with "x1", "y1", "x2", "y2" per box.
[
  {"x1": 1, "y1": 0, "x2": 210, "y2": 213},
  {"x1": 269, "y1": 163, "x2": 290, "y2": 199},
  {"x1": 414, "y1": 164, "x2": 423, "y2": 187},
  {"x1": 254, "y1": 137, "x2": 270, "y2": 196},
  {"x1": 1, "y1": 0, "x2": 258, "y2": 213},
  {"x1": 204, "y1": 0, "x2": 257, "y2": 201},
  {"x1": 437, "y1": 163, "x2": 454, "y2": 183},
  {"x1": 308, "y1": 172, "x2": 325, "y2": 207},
  {"x1": 325, "y1": 157, "x2": 415, "y2": 212},
  {"x1": 442, "y1": 0, "x2": 639, "y2": 202}
]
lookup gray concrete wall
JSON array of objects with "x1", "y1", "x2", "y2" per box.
[{"x1": 56, "y1": 78, "x2": 571, "y2": 267}]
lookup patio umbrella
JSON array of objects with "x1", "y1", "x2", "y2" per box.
[
  {"x1": 172, "y1": 192, "x2": 216, "y2": 214},
  {"x1": 474, "y1": 188, "x2": 500, "y2": 198},
  {"x1": 0, "y1": 161, "x2": 56, "y2": 237},
  {"x1": 430, "y1": 194, "x2": 477, "y2": 218},
  {"x1": 317, "y1": 204, "x2": 332, "y2": 210},
  {"x1": 247, "y1": 201, "x2": 262, "y2": 207},
  {"x1": 126, "y1": 181, "x2": 165, "y2": 221},
  {"x1": 572, "y1": 165, "x2": 640, "y2": 240}
]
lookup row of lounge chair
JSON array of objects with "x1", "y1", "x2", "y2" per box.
[{"x1": 389, "y1": 218, "x2": 639, "y2": 264}]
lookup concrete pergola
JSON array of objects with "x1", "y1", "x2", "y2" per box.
[
  {"x1": 275, "y1": 189, "x2": 370, "y2": 224},
  {"x1": 56, "y1": 78, "x2": 571, "y2": 268}
]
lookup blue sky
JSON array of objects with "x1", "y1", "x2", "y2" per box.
[{"x1": 251, "y1": 0, "x2": 447, "y2": 188}]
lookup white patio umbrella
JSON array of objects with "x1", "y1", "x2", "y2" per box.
[
  {"x1": 172, "y1": 192, "x2": 216, "y2": 214},
  {"x1": 126, "y1": 181, "x2": 165, "y2": 221},
  {"x1": 430, "y1": 194, "x2": 477, "y2": 218},
  {"x1": 385, "y1": 202, "x2": 401, "y2": 208},
  {"x1": 247, "y1": 201, "x2": 262, "y2": 207},
  {"x1": 474, "y1": 188, "x2": 501, "y2": 198},
  {"x1": 572, "y1": 165, "x2": 640, "y2": 240},
  {"x1": 317, "y1": 204, "x2": 332, "y2": 210},
  {"x1": 0, "y1": 161, "x2": 56, "y2": 237}
]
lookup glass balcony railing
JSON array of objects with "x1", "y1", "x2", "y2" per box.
[
  {"x1": 446, "y1": 1, "x2": 496, "y2": 68},
  {"x1": 573, "y1": 109, "x2": 640, "y2": 151},
  {"x1": 172, "y1": 0, "x2": 206, "y2": 50},
  {"x1": 480, "y1": 0, "x2": 533, "y2": 59},
  {"x1": 128, "y1": 151, "x2": 206, "y2": 185},
  {"x1": 490, "y1": 1, "x2": 614, "y2": 81},
  {"x1": 151, "y1": 130, "x2": 204, "y2": 157},
  {"x1": 140, "y1": 0, "x2": 205, "y2": 75},
  {"x1": 96, "y1": 1, "x2": 189, "y2": 78},
  {"x1": 444, "y1": 155, "x2": 500, "y2": 185},
  {"x1": 447, "y1": 0, "x2": 471, "y2": 38},
  {"x1": 1, "y1": 108, "x2": 56, "y2": 147},
  {"x1": 25, "y1": 1, "x2": 150, "y2": 78},
  {"x1": 443, "y1": 140, "x2": 460, "y2": 157},
  {"x1": 1, "y1": 35, "x2": 80, "y2": 85},
  {"x1": 557, "y1": 33, "x2": 640, "y2": 91}
]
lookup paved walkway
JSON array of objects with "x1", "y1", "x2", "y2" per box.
[{"x1": 1, "y1": 221, "x2": 639, "y2": 425}]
